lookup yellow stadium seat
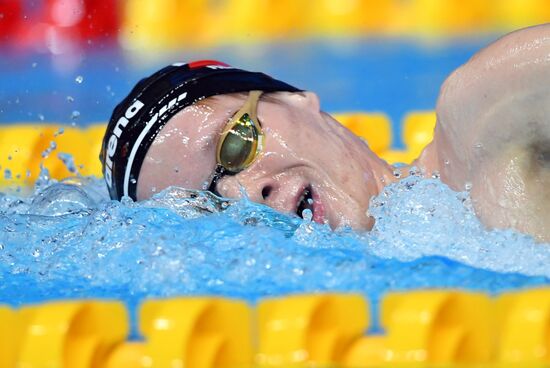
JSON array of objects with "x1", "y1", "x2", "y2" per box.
[
  {"x1": 379, "y1": 149, "x2": 418, "y2": 165},
  {"x1": 341, "y1": 335, "x2": 387, "y2": 367},
  {"x1": 139, "y1": 297, "x2": 253, "y2": 368},
  {"x1": 403, "y1": 110, "x2": 436, "y2": 156},
  {"x1": 257, "y1": 294, "x2": 368, "y2": 366},
  {"x1": 0, "y1": 124, "x2": 58, "y2": 187},
  {"x1": 380, "y1": 290, "x2": 494, "y2": 365},
  {"x1": 17, "y1": 301, "x2": 128, "y2": 367},
  {"x1": 496, "y1": 288, "x2": 550, "y2": 364},
  {"x1": 0, "y1": 306, "x2": 17, "y2": 368},
  {"x1": 333, "y1": 112, "x2": 392, "y2": 154},
  {"x1": 104, "y1": 342, "x2": 146, "y2": 368}
]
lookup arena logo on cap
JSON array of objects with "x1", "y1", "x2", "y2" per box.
[{"x1": 104, "y1": 99, "x2": 144, "y2": 189}]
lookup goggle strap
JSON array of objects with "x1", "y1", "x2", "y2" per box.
[{"x1": 237, "y1": 90, "x2": 262, "y2": 123}]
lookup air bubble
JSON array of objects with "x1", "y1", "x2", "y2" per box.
[
  {"x1": 66, "y1": 96, "x2": 74, "y2": 102},
  {"x1": 75, "y1": 75, "x2": 84, "y2": 84},
  {"x1": 70, "y1": 110, "x2": 80, "y2": 120},
  {"x1": 4, "y1": 169, "x2": 12, "y2": 179}
]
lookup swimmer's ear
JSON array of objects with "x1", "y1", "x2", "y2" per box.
[{"x1": 278, "y1": 91, "x2": 321, "y2": 112}]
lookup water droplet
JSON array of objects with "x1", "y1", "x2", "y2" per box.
[
  {"x1": 130, "y1": 178, "x2": 137, "y2": 184},
  {"x1": 57, "y1": 153, "x2": 78, "y2": 173},
  {"x1": 41, "y1": 141, "x2": 57, "y2": 158},
  {"x1": 66, "y1": 95, "x2": 74, "y2": 102},
  {"x1": 38, "y1": 113, "x2": 45, "y2": 121},
  {"x1": 431, "y1": 171, "x2": 441, "y2": 179},
  {"x1": 54, "y1": 127, "x2": 64, "y2": 137},
  {"x1": 444, "y1": 159, "x2": 450, "y2": 165},
  {"x1": 26, "y1": 169, "x2": 31, "y2": 178},
  {"x1": 0, "y1": 243, "x2": 4, "y2": 250},
  {"x1": 301, "y1": 208, "x2": 313, "y2": 222},
  {"x1": 7, "y1": 155, "x2": 12, "y2": 160},
  {"x1": 32, "y1": 249, "x2": 40, "y2": 257},
  {"x1": 464, "y1": 182, "x2": 472, "y2": 191},
  {"x1": 393, "y1": 169, "x2": 401, "y2": 178},
  {"x1": 75, "y1": 75, "x2": 84, "y2": 84},
  {"x1": 4, "y1": 169, "x2": 11, "y2": 179},
  {"x1": 70, "y1": 110, "x2": 80, "y2": 120},
  {"x1": 408, "y1": 166, "x2": 421, "y2": 176}
]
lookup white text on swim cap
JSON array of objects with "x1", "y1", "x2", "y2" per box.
[{"x1": 105, "y1": 99, "x2": 144, "y2": 189}]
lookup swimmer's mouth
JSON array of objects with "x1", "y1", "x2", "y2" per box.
[{"x1": 296, "y1": 185, "x2": 314, "y2": 219}]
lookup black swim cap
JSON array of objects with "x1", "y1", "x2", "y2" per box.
[{"x1": 101, "y1": 60, "x2": 302, "y2": 201}]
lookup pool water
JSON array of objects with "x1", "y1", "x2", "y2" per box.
[
  {"x1": 0, "y1": 165, "x2": 548, "y2": 335},
  {"x1": 1, "y1": 38, "x2": 549, "y2": 337}
]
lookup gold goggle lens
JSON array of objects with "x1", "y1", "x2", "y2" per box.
[{"x1": 216, "y1": 91, "x2": 263, "y2": 173}]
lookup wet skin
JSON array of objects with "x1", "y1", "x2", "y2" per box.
[
  {"x1": 137, "y1": 24, "x2": 549, "y2": 241},
  {"x1": 137, "y1": 91, "x2": 396, "y2": 230},
  {"x1": 416, "y1": 23, "x2": 550, "y2": 242}
]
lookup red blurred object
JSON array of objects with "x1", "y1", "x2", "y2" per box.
[
  {"x1": 0, "y1": 0, "x2": 22, "y2": 43},
  {"x1": 45, "y1": 0, "x2": 120, "y2": 40},
  {"x1": 5, "y1": 0, "x2": 120, "y2": 52}
]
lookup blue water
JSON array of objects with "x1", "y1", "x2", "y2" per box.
[
  {"x1": 0, "y1": 165, "x2": 548, "y2": 335},
  {"x1": 2, "y1": 37, "x2": 550, "y2": 336}
]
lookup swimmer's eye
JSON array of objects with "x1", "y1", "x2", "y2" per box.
[{"x1": 215, "y1": 91, "x2": 264, "y2": 174}]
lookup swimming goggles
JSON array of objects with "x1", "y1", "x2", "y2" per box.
[{"x1": 207, "y1": 90, "x2": 264, "y2": 196}]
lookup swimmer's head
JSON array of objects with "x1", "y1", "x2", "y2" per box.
[
  {"x1": 102, "y1": 60, "x2": 395, "y2": 230},
  {"x1": 101, "y1": 60, "x2": 302, "y2": 201}
]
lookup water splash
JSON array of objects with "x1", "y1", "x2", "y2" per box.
[{"x1": 0, "y1": 172, "x2": 548, "y2": 334}]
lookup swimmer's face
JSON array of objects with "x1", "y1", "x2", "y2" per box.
[{"x1": 137, "y1": 91, "x2": 394, "y2": 229}]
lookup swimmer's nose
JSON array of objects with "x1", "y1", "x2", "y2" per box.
[
  {"x1": 216, "y1": 174, "x2": 299, "y2": 213},
  {"x1": 216, "y1": 175, "x2": 278, "y2": 203}
]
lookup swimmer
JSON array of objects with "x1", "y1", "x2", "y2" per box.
[
  {"x1": 417, "y1": 23, "x2": 550, "y2": 242},
  {"x1": 101, "y1": 25, "x2": 550, "y2": 242}
]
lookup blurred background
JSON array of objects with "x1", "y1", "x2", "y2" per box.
[{"x1": 0, "y1": 0, "x2": 549, "y2": 144}]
